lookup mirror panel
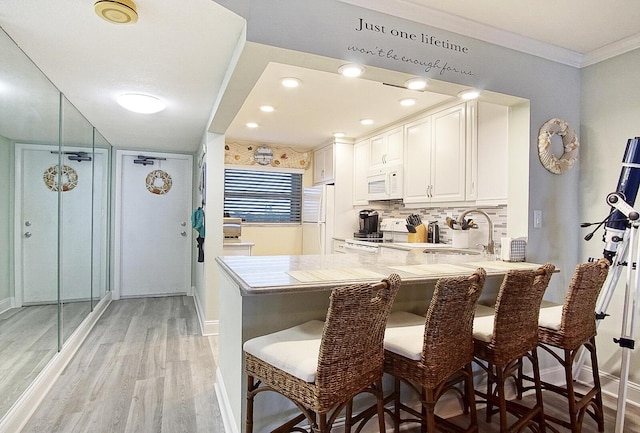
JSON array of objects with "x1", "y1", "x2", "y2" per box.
[
  {"x1": 0, "y1": 26, "x2": 112, "y2": 423},
  {"x1": 0, "y1": 27, "x2": 61, "y2": 418},
  {"x1": 60, "y1": 96, "x2": 94, "y2": 344}
]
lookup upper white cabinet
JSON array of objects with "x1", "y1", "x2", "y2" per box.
[
  {"x1": 353, "y1": 139, "x2": 369, "y2": 205},
  {"x1": 404, "y1": 102, "x2": 466, "y2": 204},
  {"x1": 313, "y1": 144, "x2": 335, "y2": 184},
  {"x1": 467, "y1": 101, "x2": 509, "y2": 205},
  {"x1": 368, "y1": 126, "x2": 403, "y2": 171}
]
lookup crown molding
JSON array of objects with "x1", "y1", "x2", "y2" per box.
[
  {"x1": 339, "y1": 0, "x2": 586, "y2": 67},
  {"x1": 582, "y1": 33, "x2": 640, "y2": 67}
]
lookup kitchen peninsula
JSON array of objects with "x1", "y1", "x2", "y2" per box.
[{"x1": 215, "y1": 247, "x2": 546, "y2": 433}]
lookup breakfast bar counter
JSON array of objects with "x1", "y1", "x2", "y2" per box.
[{"x1": 215, "y1": 250, "x2": 545, "y2": 432}]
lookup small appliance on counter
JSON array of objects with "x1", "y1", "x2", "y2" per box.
[
  {"x1": 354, "y1": 209, "x2": 383, "y2": 242},
  {"x1": 223, "y1": 217, "x2": 242, "y2": 242},
  {"x1": 427, "y1": 221, "x2": 440, "y2": 243}
]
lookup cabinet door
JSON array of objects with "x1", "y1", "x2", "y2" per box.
[
  {"x1": 385, "y1": 127, "x2": 404, "y2": 165},
  {"x1": 403, "y1": 117, "x2": 432, "y2": 203},
  {"x1": 313, "y1": 145, "x2": 334, "y2": 184},
  {"x1": 476, "y1": 102, "x2": 508, "y2": 204},
  {"x1": 368, "y1": 134, "x2": 385, "y2": 169},
  {"x1": 353, "y1": 139, "x2": 369, "y2": 205},
  {"x1": 431, "y1": 103, "x2": 466, "y2": 202}
]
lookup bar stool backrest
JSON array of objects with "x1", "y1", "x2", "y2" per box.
[
  {"x1": 421, "y1": 268, "x2": 487, "y2": 387},
  {"x1": 558, "y1": 258, "x2": 610, "y2": 346},
  {"x1": 316, "y1": 273, "x2": 401, "y2": 408},
  {"x1": 490, "y1": 263, "x2": 555, "y2": 364}
]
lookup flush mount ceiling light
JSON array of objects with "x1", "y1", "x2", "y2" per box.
[
  {"x1": 399, "y1": 98, "x2": 416, "y2": 107},
  {"x1": 404, "y1": 77, "x2": 430, "y2": 91},
  {"x1": 260, "y1": 105, "x2": 274, "y2": 112},
  {"x1": 94, "y1": 0, "x2": 139, "y2": 24},
  {"x1": 458, "y1": 89, "x2": 482, "y2": 100},
  {"x1": 246, "y1": 122, "x2": 259, "y2": 128},
  {"x1": 333, "y1": 132, "x2": 346, "y2": 138},
  {"x1": 338, "y1": 64, "x2": 366, "y2": 78},
  {"x1": 360, "y1": 119, "x2": 374, "y2": 125},
  {"x1": 280, "y1": 77, "x2": 301, "y2": 88},
  {"x1": 117, "y1": 93, "x2": 165, "y2": 114}
]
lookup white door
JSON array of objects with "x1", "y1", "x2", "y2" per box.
[
  {"x1": 15, "y1": 144, "x2": 105, "y2": 305},
  {"x1": 115, "y1": 150, "x2": 192, "y2": 298}
]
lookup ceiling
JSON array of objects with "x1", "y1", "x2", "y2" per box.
[{"x1": 1, "y1": 1, "x2": 639, "y2": 152}]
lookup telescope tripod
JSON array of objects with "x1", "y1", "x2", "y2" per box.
[{"x1": 575, "y1": 223, "x2": 640, "y2": 432}]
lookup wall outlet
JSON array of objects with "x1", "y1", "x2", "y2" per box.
[{"x1": 533, "y1": 210, "x2": 542, "y2": 228}]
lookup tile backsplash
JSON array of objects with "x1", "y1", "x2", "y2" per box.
[{"x1": 371, "y1": 202, "x2": 508, "y2": 248}]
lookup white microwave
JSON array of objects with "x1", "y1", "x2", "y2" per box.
[{"x1": 366, "y1": 165, "x2": 403, "y2": 200}]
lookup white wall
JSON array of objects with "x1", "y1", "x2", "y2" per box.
[{"x1": 581, "y1": 47, "x2": 640, "y2": 384}]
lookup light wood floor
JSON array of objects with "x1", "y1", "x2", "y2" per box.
[
  {"x1": 19, "y1": 295, "x2": 640, "y2": 433},
  {"x1": 21, "y1": 296, "x2": 224, "y2": 433}
]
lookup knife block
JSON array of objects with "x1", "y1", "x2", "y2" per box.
[{"x1": 408, "y1": 224, "x2": 427, "y2": 243}]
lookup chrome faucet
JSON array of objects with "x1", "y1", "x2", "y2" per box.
[{"x1": 458, "y1": 209, "x2": 495, "y2": 254}]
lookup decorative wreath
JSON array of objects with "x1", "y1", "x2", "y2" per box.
[
  {"x1": 43, "y1": 164, "x2": 78, "y2": 192},
  {"x1": 145, "y1": 169, "x2": 173, "y2": 195},
  {"x1": 537, "y1": 118, "x2": 580, "y2": 175}
]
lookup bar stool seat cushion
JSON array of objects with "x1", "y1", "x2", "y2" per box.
[
  {"x1": 384, "y1": 311, "x2": 427, "y2": 361},
  {"x1": 243, "y1": 320, "x2": 325, "y2": 383},
  {"x1": 472, "y1": 314, "x2": 494, "y2": 342},
  {"x1": 538, "y1": 305, "x2": 563, "y2": 331}
]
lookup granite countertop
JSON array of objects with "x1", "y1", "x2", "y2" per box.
[{"x1": 216, "y1": 248, "x2": 545, "y2": 296}]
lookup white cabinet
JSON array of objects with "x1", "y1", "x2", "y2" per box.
[
  {"x1": 222, "y1": 242, "x2": 253, "y2": 256},
  {"x1": 404, "y1": 103, "x2": 467, "y2": 204},
  {"x1": 333, "y1": 239, "x2": 347, "y2": 254},
  {"x1": 475, "y1": 101, "x2": 509, "y2": 204},
  {"x1": 368, "y1": 126, "x2": 403, "y2": 171},
  {"x1": 313, "y1": 144, "x2": 334, "y2": 184},
  {"x1": 353, "y1": 139, "x2": 369, "y2": 205}
]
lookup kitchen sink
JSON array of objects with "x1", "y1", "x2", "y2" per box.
[{"x1": 423, "y1": 248, "x2": 482, "y2": 256}]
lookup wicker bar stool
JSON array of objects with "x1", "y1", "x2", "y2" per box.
[
  {"x1": 520, "y1": 258, "x2": 610, "y2": 432},
  {"x1": 383, "y1": 268, "x2": 487, "y2": 433},
  {"x1": 472, "y1": 263, "x2": 555, "y2": 433},
  {"x1": 243, "y1": 274, "x2": 401, "y2": 433}
]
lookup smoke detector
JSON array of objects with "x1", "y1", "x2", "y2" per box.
[{"x1": 94, "y1": 0, "x2": 138, "y2": 24}]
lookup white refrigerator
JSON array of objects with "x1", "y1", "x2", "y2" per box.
[{"x1": 302, "y1": 185, "x2": 335, "y2": 255}]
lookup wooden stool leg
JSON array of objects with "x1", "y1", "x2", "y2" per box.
[
  {"x1": 563, "y1": 347, "x2": 580, "y2": 432},
  {"x1": 424, "y1": 388, "x2": 437, "y2": 433},
  {"x1": 496, "y1": 366, "x2": 508, "y2": 433},
  {"x1": 392, "y1": 377, "x2": 401, "y2": 433},
  {"x1": 374, "y1": 379, "x2": 386, "y2": 433},
  {"x1": 531, "y1": 349, "x2": 546, "y2": 433},
  {"x1": 246, "y1": 375, "x2": 255, "y2": 433},
  {"x1": 344, "y1": 399, "x2": 353, "y2": 433},
  {"x1": 589, "y1": 336, "x2": 605, "y2": 432},
  {"x1": 464, "y1": 363, "x2": 479, "y2": 431},
  {"x1": 486, "y1": 363, "x2": 496, "y2": 423}
]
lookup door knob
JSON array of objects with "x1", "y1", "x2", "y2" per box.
[
  {"x1": 24, "y1": 232, "x2": 32, "y2": 238},
  {"x1": 25, "y1": 221, "x2": 31, "y2": 227},
  {"x1": 180, "y1": 231, "x2": 187, "y2": 237},
  {"x1": 181, "y1": 221, "x2": 187, "y2": 226}
]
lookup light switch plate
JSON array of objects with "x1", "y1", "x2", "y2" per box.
[{"x1": 533, "y1": 210, "x2": 542, "y2": 228}]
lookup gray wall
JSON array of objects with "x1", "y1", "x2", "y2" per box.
[{"x1": 581, "y1": 47, "x2": 640, "y2": 383}]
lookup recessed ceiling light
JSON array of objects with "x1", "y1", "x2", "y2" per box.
[
  {"x1": 333, "y1": 132, "x2": 346, "y2": 138},
  {"x1": 338, "y1": 64, "x2": 366, "y2": 78},
  {"x1": 404, "y1": 77, "x2": 429, "y2": 91},
  {"x1": 400, "y1": 98, "x2": 416, "y2": 107},
  {"x1": 260, "y1": 105, "x2": 274, "y2": 112},
  {"x1": 117, "y1": 93, "x2": 165, "y2": 114},
  {"x1": 280, "y1": 77, "x2": 301, "y2": 88},
  {"x1": 458, "y1": 89, "x2": 481, "y2": 100},
  {"x1": 360, "y1": 119, "x2": 374, "y2": 125},
  {"x1": 246, "y1": 122, "x2": 259, "y2": 128}
]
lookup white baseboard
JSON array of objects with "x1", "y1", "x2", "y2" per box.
[
  {"x1": 0, "y1": 292, "x2": 112, "y2": 433},
  {"x1": 192, "y1": 286, "x2": 219, "y2": 336},
  {"x1": 215, "y1": 367, "x2": 238, "y2": 433},
  {"x1": 0, "y1": 297, "x2": 14, "y2": 315}
]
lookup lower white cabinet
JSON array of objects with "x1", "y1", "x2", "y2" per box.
[{"x1": 222, "y1": 242, "x2": 254, "y2": 256}]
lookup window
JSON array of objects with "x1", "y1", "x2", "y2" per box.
[{"x1": 224, "y1": 168, "x2": 303, "y2": 223}]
